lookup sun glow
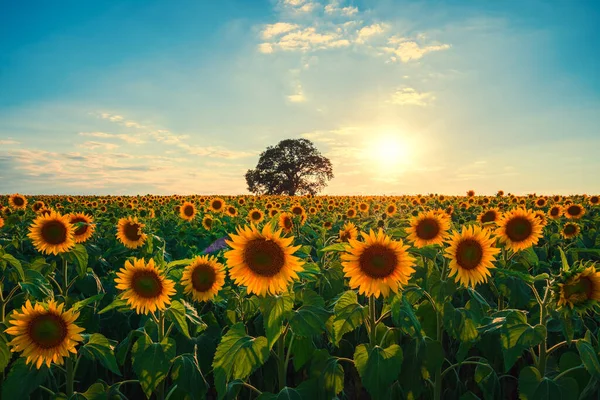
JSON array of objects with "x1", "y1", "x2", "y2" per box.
[{"x1": 369, "y1": 133, "x2": 413, "y2": 171}]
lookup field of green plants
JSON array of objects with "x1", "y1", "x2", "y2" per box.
[{"x1": 0, "y1": 192, "x2": 599, "y2": 400}]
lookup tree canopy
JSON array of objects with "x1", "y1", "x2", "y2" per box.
[{"x1": 245, "y1": 138, "x2": 333, "y2": 196}]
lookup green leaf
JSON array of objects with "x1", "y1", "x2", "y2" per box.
[
  {"x1": 576, "y1": 339, "x2": 600, "y2": 378},
  {"x1": 555, "y1": 377, "x2": 579, "y2": 400},
  {"x1": 98, "y1": 298, "x2": 130, "y2": 314},
  {"x1": 532, "y1": 378, "x2": 562, "y2": 400},
  {"x1": 1, "y1": 358, "x2": 49, "y2": 399},
  {"x1": 260, "y1": 293, "x2": 294, "y2": 348},
  {"x1": 353, "y1": 344, "x2": 403, "y2": 399},
  {"x1": 19, "y1": 269, "x2": 53, "y2": 300},
  {"x1": 475, "y1": 363, "x2": 499, "y2": 400},
  {"x1": 171, "y1": 353, "x2": 208, "y2": 400},
  {"x1": 1, "y1": 253, "x2": 24, "y2": 281},
  {"x1": 81, "y1": 333, "x2": 121, "y2": 376},
  {"x1": 71, "y1": 294, "x2": 104, "y2": 312},
  {"x1": 318, "y1": 243, "x2": 348, "y2": 253},
  {"x1": 332, "y1": 291, "x2": 367, "y2": 346},
  {"x1": 518, "y1": 366, "x2": 541, "y2": 400},
  {"x1": 72, "y1": 382, "x2": 108, "y2": 400},
  {"x1": 66, "y1": 244, "x2": 89, "y2": 278},
  {"x1": 391, "y1": 295, "x2": 423, "y2": 340},
  {"x1": 0, "y1": 335, "x2": 11, "y2": 372},
  {"x1": 288, "y1": 305, "x2": 331, "y2": 337},
  {"x1": 501, "y1": 312, "x2": 546, "y2": 371},
  {"x1": 132, "y1": 335, "x2": 176, "y2": 399},
  {"x1": 309, "y1": 354, "x2": 344, "y2": 397},
  {"x1": 212, "y1": 323, "x2": 269, "y2": 400},
  {"x1": 558, "y1": 248, "x2": 570, "y2": 272},
  {"x1": 165, "y1": 300, "x2": 190, "y2": 339},
  {"x1": 166, "y1": 258, "x2": 193, "y2": 269},
  {"x1": 290, "y1": 335, "x2": 316, "y2": 371},
  {"x1": 257, "y1": 387, "x2": 303, "y2": 400}
]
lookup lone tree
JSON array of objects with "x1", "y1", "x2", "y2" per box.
[{"x1": 245, "y1": 138, "x2": 333, "y2": 196}]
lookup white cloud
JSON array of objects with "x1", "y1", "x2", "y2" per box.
[
  {"x1": 389, "y1": 87, "x2": 436, "y2": 106},
  {"x1": 324, "y1": 1, "x2": 358, "y2": 16},
  {"x1": 382, "y1": 39, "x2": 451, "y2": 62},
  {"x1": 79, "y1": 141, "x2": 120, "y2": 150},
  {"x1": 79, "y1": 131, "x2": 146, "y2": 144},
  {"x1": 0, "y1": 139, "x2": 20, "y2": 145},
  {"x1": 261, "y1": 22, "x2": 300, "y2": 39},
  {"x1": 258, "y1": 43, "x2": 275, "y2": 54},
  {"x1": 356, "y1": 23, "x2": 387, "y2": 43}
]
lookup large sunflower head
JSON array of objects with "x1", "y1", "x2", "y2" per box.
[
  {"x1": 341, "y1": 229, "x2": 416, "y2": 298},
  {"x1": 224, "y1": 224, "x2": 304, "y2": 296},
  {"x1": 116, "y1": 216, "x2": 147, "y2": 249},
  {"x1": 181, "y1": 255, "x2": 226, "y2": 302},
  {"x1": 495, "y1": 208, "x2": 544, "y2": 252},
  {"x1": 8, "y1": 193, "x2": 28, "y2": 210},
  {"x1": 5, "y1": 300, "x2": 84, "y2": 369},
  {"x1": 406, "y1": 210, "x2": 451, "y2": 248},
  {"x1": 564, "y1": 204, "x2": 585, "y2": 220},
  {"x1": 554, "y1": 263, "x2": 600, "y2": 313},
  {"x1": 28, "y1": 211, "x2": 76, "y2": 255},
  {"x1": 115, "y1": 258, "x2": 176, "y2": 314},
  {"x1": 179, "y1": 201, "x2": 197, "y2": 221},
  {"x1": 209, "y1": 197, "x2": 225, "y2": 213},
  {"x1": 445, "y1": 225, "x2": 500, "y2": 288},
  {"x1": 561, "y1": 222, "x2": 581, "y2": 239},
  {"x1": 278, "y1": 212, "x2": 294, "y2": 233},
  {"x1": 248, "y1": 208, "x2": 264, "y2": 224},
  {"x1": 338, "y1": 222, "x2": 358, "y2": 243},
  {"x1": 69, "y1": 213, "x2": 95, "y2": 244}
]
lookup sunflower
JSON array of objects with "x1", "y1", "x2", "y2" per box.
[
  {"x1": 32, "y1": 201, "x2": 45, "y2": 212},
  {"x1": 224, "y1": 224, "x2": 304, "y2": 296},
  {"x1": 495, "y1": 208, "x2": 544, "y2": 252},
  {"x1": 548, "y1": 205, "x2": 563, "y2": 220},
  {"x1": 358, "y1": 202, "x2": 369, "y2": 213},
  {"x1": 347, "y1": 208, "x2": 357, "y2": 218},
  {"x1": 28, "y1": 211, "x2": 75, "y2": 255},
  {"x1": 202, "y1": 215, "x2": 213, "y2": 230},
  {"x1": 479, "y1": 208, "x2": 500, "y2": 225},
  {"x1": 445, "y1": 225, "x2": 500, "y2": 288},
  {"x1": 467, "y1": 190, "x2": 475, "y2": 197},
  {"x1": 290, "y1": 204, "x2": 305, "y2": 216},
  {"x1": 0, "y1": 216, "x2": 4, "y2": 229},
  {"x1": 115, "y1": 258, "x2": 175, "y2": 314},
  {"x1": 534, "y1": 198, "x2": 547, "y2": 208},
  {"x1": 564, "y1": 204, "x2": 585, "y2": 220},
  {"x1": 69, "y1": 213, "x2": 95, "y2": 244},
  {"x1": 561, "y1": 222, "x2": 580, "y2": 239},
  {"x1": 406, "y1": 210, "x2": 450, "y2": 248},
  {"x1": 246, "y1": 208, "x2": 263, "y2": 224},
  {"x1": 278, "y1": 212, "x2": 294, "y2": 233},
  {"x1": 590, "y1": 195, "x2": 600, "y2": 206},
  {"x1": 5, "y1": 300, "x2": 84, "y2": 369},
  {"x1": 226, "y1": 205, "x2": 238, "y2": 217},
  {"x1": 116, "y1": 216, "x2": 147, "y2": 249},
  {"x1": 385, "y1": 203, "x2": 397, "y2": 217},
  {"x1": 181, "y1": 255, "x2": 226, "y2": 302},
  {"x1": 555, "y1": 263, "x2": 600, "y2": 312},
  {"x1": 209, "y1": 197, "x2": 225, "y2": 213},
  {"x1": 269, "y1": 208, "x2": 279, "y2": 218},
  {"x1": 341, "y1": 229, "x2": 415, "y2": 298},
  {"x1": 338, "y1": 222, "x2": 358, "y2": 242},
  {"x1": 8, "y1": 193, "x2": 28, "y2": 210},
  {"x1": 179, "y1": 201, "x2": 197, "y2": 221}
]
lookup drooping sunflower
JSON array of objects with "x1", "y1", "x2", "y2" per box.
[
  {"x1": 181, "y1": 255, "x2": 226, "y2": 302},
  {"x1": 5, "y1": 300, "x2": 84, "y2": 369},
  {"x1": 445, "y1": 225, "x2": 500, "y2": 288},
  {"x1": 564, "y1": 204, "x2": 585, "y2": 220},
  {"x1": 179, "y1": 201, "x2": 197, "y2": 221},
  {"x1": 209, "y1": 197, "x2": 225, "y2": 213},
  {"x1": 28, "y1": 211, "x2": 75, "y2": 255},
  {"x1": 338, "y1": 221, "x2": 359, "y2": 242},
  {"x1": 116, "y1": 216, "x2": 147, "y2": 249},
  {"x1": 406, "y1": 210, "x2": 451, "y2": 248},
  {"x1": 202, "y1": 215, "x2": 213, "y2": 230},
  {"x1": 548, "y1": 205, "x2": 563, "y2": 220},
  {"x1": 248, "y1": 208, "x2": 264, "y2": 224},
  {"x1": 114, "y1": 258, "x2": 175, "y2": 314},
  {"x1": 478, "y1": 208, "x2": 500, "y2": 225},
  {"x1": 224, "y1": 224, "x2": 304, "y2": 296},
  {"x1": 69, "y1": 213, "x2": 95, "y2": 244},
  {"x1": 341, "y1": 229, "x2": 416, "y2": 298},
  {"x1": 8, "y1": 193, "x2": 28, "y2": 210},
  {"x1": 561, "y1": 222, "x2": 581, "y2": 239},
  {"x1": 495, "y1": 208, "x2": 544, "y2": 252},
  {"x1": 278, "y1": 212, "x2": 294, "y2": 233},
  {"x1": 554, "y1": 263, "x2": 600, "y2": 312}
]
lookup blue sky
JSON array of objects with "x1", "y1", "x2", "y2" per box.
[{"x1": 1, "y1": 0, "x2": 599, "y2": 195}]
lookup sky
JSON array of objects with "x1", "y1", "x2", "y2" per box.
[{"x1": 1, "y1": 0, "x2": 599, "y2": 196}]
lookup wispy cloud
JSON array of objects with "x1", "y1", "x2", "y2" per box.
[
  {"x1": 389, "y1": 87, "x2": 435, "y2": 106},
  {"x1": 381, "y1": 38, "x2": 451, "y2": 62},
  {"x1": 79, "y1": 141, "x2": 120, "y2": 150},
  {"x1": 0, "y1": 139, "x2": 20, "y2": 145},
  {"x1": 79, "y1": 131, "x2": 146, "y2": 144}
]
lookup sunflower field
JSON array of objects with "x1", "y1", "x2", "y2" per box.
[{"x1": 1, "y1": 192, "x2": 600, "y2": 400}]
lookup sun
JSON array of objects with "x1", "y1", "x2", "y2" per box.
[{"x1": 368, "y1": 133, "x2": 412, "y2": 170}]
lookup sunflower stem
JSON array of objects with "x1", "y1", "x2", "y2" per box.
[
  {"x1": 277, "y1": 330, "x2": 286, "y2": 391},
  {"x1": 62, "y1": 257, "x2": 69, "y2": 298},
  {"x1": 66, "y1": 355, "x2": 75, "y2": 397},
  {"x1": 157, "y1": 311, "x2": 166, "y2": 400},
  {"x1": 537, "y1": 282, "x2": 550, "y2": 376},
  {"x1": 368, "y1": 296, "x2": 378, "y2": 348},
  {"x1": 434, "y1": 291, "x2": 443, "y2": 400}
]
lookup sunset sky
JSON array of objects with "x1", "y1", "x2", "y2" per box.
[{"x1": 1, "y1": 0, "x2": 599, "y2": 195}]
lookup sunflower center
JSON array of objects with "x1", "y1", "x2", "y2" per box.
[
  {"x1": 284, "y1": 218, "x2": 293, "y2": 230},
  {"x1": 191, "y1": 264, "x2": 216, "y2": 292},
  {"x1": 505, "y1": 217, "x2": 532, "y2": 242},
  {"x1": 564, "y1": 224, "x2": 577, "y2": 235},
  {"x1": 212, "y1": 201, "x2": 222, "y2": 210},
  {"x1": 416, "y1": 219, "x2": 440, "y2": 240},
  {"x1": 358, "y1": 244, "x2": 398, "y2": 278},
  {"x1": 71, "y1": 218, "x2": 89, "y2": 236},
  {"x1": 131, "y1": 271, "x2": 163, "y2": 298},
  {"x1": 563, "y1": 277, "x2": 594, "y2": 304},
  {"x1": 481, "y1": 211, "x2": 496, "y2": 223},
  {"x1": 455, "y1": 239, "x2": 484, "y2": 270},
  {"x1": 550, "y1": 207, "x2": 560, "y2": 216},
  {"x1": 28, "y1": 314, "x2": 67, "y2": 349},
  {"x1": 183, "y1": 205, "x2": 194, "y2": 217},
  {"x1": 243, "y1": 239, "x2": 285, "y2": 277},
  {"x1": 41, "y1": 221, "x2": 68, "y2": 245},
  {"x1": 13, "y1": 197, "x2": 25, "y2": 206},
  {"x1": 340, "y1": 231, "x2": 351, "y2": 242},
  {"x1": 124, "y1": 223, "x2": 142, "y2": 241},
  {"x1": 292, "y1": 207, "x2": 303, "y2": 215},
  {"x1": 567, "y1": 205, "x2": 581, "y2": 216},
  {"x1": 251, "y1": 211, "x2": 261, "y2": 220},
  {"x1": 204, "y1": 218, "x2": 213, "y2": 228}
]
